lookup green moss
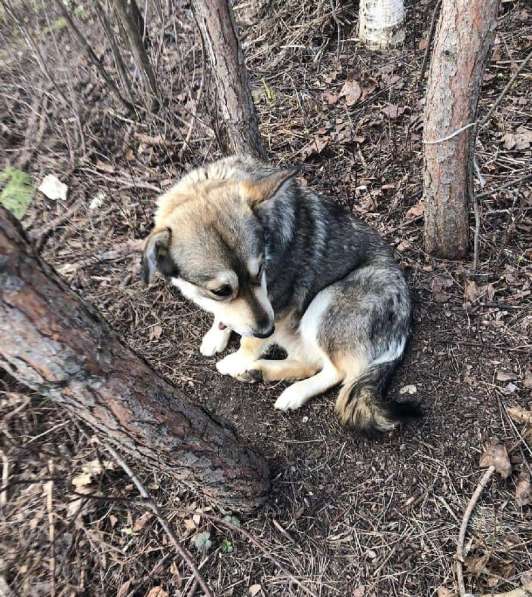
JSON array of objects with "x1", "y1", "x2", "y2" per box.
[{"x1": 0, "y1": 167, "x2": 33, "y2": 219}]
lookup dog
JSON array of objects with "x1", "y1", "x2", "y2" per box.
[{"x1": 141, "y1": 155, "x2": 419, "y2": 433}]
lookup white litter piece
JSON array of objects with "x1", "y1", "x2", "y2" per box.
[
  {"x1": 38, "y1": 174, "x2": 68, "y2": 201},
  {"x1": 399, "y1": 384, "x2": 417, "y2": 395},
  {"x1": 89, "y1": 191, "x2": 106, "y2": 210}
]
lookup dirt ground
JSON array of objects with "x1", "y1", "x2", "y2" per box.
[{"x1": 1, "y1": 1, "x2": 531, "y2": 596}]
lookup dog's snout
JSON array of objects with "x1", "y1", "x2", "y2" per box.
[{"x1": 253, "y1": 324, "x2": 275, "y2": 339}]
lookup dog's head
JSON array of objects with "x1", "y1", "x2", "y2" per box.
[{"x1": 142, "y1": 167, "x2": 296, "y2": 338}]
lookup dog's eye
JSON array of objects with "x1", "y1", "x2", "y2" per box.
[{"x1": 212, "y1": 284, "x2": 232, "y2": 298}]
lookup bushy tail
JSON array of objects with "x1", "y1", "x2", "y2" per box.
[{"x1": 335, "y1": 360, "x2": 421, "y2": 435}]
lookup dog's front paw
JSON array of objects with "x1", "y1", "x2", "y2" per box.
[
  {"x1": 200, "y1": 325, "x2": 231, "y2": 357},
  {"x1": 274, "y1": 386, "x2": 307, "y2": 411},
  {"x1": 216, "y1": 353, "x2": 260, "y2": 383}
]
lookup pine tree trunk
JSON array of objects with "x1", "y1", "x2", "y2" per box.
[
  {"x1": 423, "y1": 0, "x2": 500, "y2": 258},
  {"x1": 191, "y1": 0, "x2": 265, "y2": 159},
  {"x1": 358, "y1": 0, "x2": 405, "y2": 50},
  {"x1": 113, "y1": 0, "x2": 159, "y2": 100},
  {"x1": 0, "y1": 207, "x2": 270, "y2": 511}
]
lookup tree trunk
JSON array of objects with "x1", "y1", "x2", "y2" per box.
[
  {"x1": 0, "y1": 207, "x2": 270, "y2": 511},
  {"x1": 359, "y1": 0, "x2": 405, "y2": 50},
  {"x1": 423, "y1": 0, "x2": 500, "y2": 259},
  {"x1": 113, "y1": 0, "x2": 159, "y2": 100},
  {"x1": 191, "y1": 0, "x2": 265, "y2": 159}
]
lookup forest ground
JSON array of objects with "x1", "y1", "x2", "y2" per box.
[{"x1": 0, "y1": 1, "x2": 531, "y2": 595}]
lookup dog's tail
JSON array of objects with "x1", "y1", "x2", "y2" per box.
[{"x1": 335, "y1": 359, "x2": 421, "y2": 435}]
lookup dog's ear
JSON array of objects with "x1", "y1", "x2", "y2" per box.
[
  {"x1": 141, "y1": 228, "x2": 177, "y2": 284},
  {"x1": 240, "y1": 167, "x2": 299, "y2": 207}
]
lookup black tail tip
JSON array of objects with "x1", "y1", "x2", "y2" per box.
[{"x1": 389, "y1": 400, "x2": 423, "y2": 422}]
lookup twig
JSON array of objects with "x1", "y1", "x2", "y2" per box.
[
  {"x1": 0, "y1": 451, "x2": 8, "y2": 507},
  {"x1": 94, "y1": 0, "x2": 136, "y2": 107},
  {"x1": 51, "y1": 0, "x2": 133, "y2": 112},
  {"x1": 57, "y1": 239, "x2": 144, "y2": 275},
  {"x1": 80, "y1": 167, "x2": 162, "y2": 192},
  {"x1": 3, "y1": 2, "x2": 69, "y2": 108},
  {"x1": 30, "y1": 197, "x2": 85, "y2": 252},
  {"x1": 418, "y1": 0, "x2": 441, "y2": 84},
  {"x1": 472, "y1": 191, "x2": 481, "y2": 272},
  {"x1": 0, "y1": 563, "x2": 15, "y2": 597},
  {"x1": 103, "y1": 443, "x2": 214, "y2": 597},
  {"x1": 475, "y1": 173, "x2": 532, "y2": 199},
  {"x1": 480, "y1": 49, "x2": 532, "y2": 128},
  {"x1": 456, "y1": 465, "x2": 495, "y2": 597},
  {"x1": 479, "y1": 589, "x2": 529, "y2": 597},
  {"x1": 45, "y1": 460, "x2": 56, "y2": 597},
  {"x1": 423, "y1": 122, "x2": 477, "y2": 144},
  {"x1": 16, "y1": 92, "x2": 49, "y2": 170},
  {"x1": 203, "y1": 513, "x2": 319, "y2": 597}
]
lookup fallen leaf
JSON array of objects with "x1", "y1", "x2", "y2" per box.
[
  {"x1": 522, "y1": 570, "x2": 532, "y2": 591},
  {"x1": 515, "y1": 472, "x2": 531, "y2": 507},
  {"x1": 501, "y1": 382, "x2": 518, "y2": 395},
  {"x1": 72, "y1": 472, "x2": 93, "y2": 489},
  {"x1": 418, "y1": 38, "x2": 429, "y2": 50},
  {"x1": 71, "y1": 459, "x2": 114, "y2": 489},
  {"x1": 117, "y1": 580, "x2": 132, "y2": 597},
  {"x1": 502, "y1": 126, "x2": 532, "y2": 150},
  {"x1": 300, "y1": 136, "x2": 329, "y2": 159},
  {"x1": 496, "y1": 370, "x2": 517, "y2": 382},
  {"x1": 133, "y1": 511, "x2": 154, "y2": 532},
  {"x1": 146, "y1": 588, "x2": 169, "y2": 597},
  {"x1": 464, "y1": 280, "x2": 480, "y2": 303},
  {"x1": 436, "y1": 587, "x2": 455, "y2": 597},
  {"x1": 353, "y1": 587, "x2": 366, "y2": 597},
  {"x1": 149, "y1": 325, "x2": 163, "y2": 340},
  {"x1": 431, "y1": 276, "x2": 453, "y2": 303},
  {"x1": 405, "y1": 201, "x2": 424, "y2": 219},
  {"x1": 507, "y1": 406, "x2": 532, "y2": 426},
  {"x1": 191, "y1": 531, "x2": 212, "y2": 552},
  {"x1": 480, "y1": 441, "x2": 512, "y2": 479},
  {"x1": 249, "y1": 585, "x2": 262, "y2": 596},
  {"x1": 381, "y1": 104, "x2": 405, "y2": 119},
  {"x1": 38, "y1": 174, "x2": 68, "y2": 201},
  {"x1": 192, "y1": 513, "x2": 201, "y2": 526},
  {"x1": 465, "y1": 552, "x2": 489, "y2": 576},
  {"x1": 183, "y1": 519, "x2": 196, "y2": 532},
  {"x1": 524, "y1": 372, "x2": 532, "y2": 389},
  {"x1": 323, "y1": 91, "x2": 339, "y2": 105},
  {"x1": 95, "y1": 160, "x2": 115, "y2": 174},
  {"x1": 339, "y1": 79, "x2": 362, "y2": 106}
]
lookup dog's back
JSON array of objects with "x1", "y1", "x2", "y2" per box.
[{"x1": 145, "y1": 156, "x2": 419, "y2": 433}]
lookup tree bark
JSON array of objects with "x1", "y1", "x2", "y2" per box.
[
  {"x1": 191, "y1": 0, "x2": 266, "y2": 159},
  {"x1": 423, "y1": 0, "x2": 500, "y2": 259},
  {"x1": 359, "y1": 0, "x2": 406, "y2": 50},
  {"x1": 112, "y1": 0, "x2": 159, "y2": 100},
  {"x1": 0, "y1": 207, "x2": 270, "y2": 511}
]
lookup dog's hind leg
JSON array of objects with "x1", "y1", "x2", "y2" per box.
[
  {"x1": 252, "y1": 359, "x2": 319, "y2": 382},
  {"x1": 274, "y1": 362, "x2": 343, "y2": 411}
]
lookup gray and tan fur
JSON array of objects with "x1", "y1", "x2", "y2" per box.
[{"x1": 142, "y1": 156, "x2": 419, "y2": 433}]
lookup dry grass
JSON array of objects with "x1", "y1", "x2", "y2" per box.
[{"x1": 1, "y1": 0, "x2": 531, "y2": 595}]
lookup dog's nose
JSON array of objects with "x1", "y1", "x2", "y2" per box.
[{"x1": 253, "y1": 325, "x2": 275, "y2": 339}]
